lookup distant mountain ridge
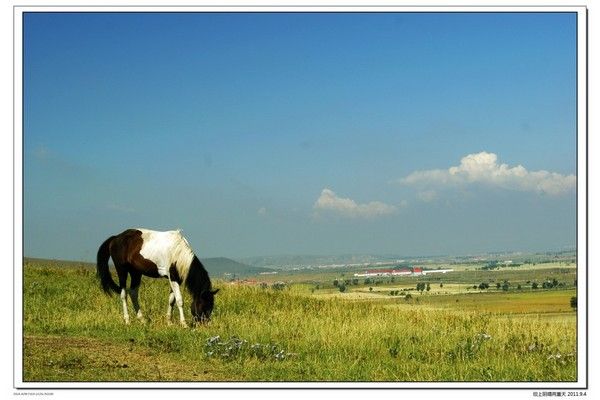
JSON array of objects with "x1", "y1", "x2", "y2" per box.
[
  {"x1": 24, "y1": 256, "x2": 274, "y2": 278},
  {"x1": 199, "y1": 257, "x2": 276, "y2": 277}
]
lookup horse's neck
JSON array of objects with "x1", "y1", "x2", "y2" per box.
[{"x1": 170, "y1": 239, "x2": 195, "y2": 281}]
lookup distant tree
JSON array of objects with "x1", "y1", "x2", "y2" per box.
[
  {"x1": 496, "y1": 283, "x2": 502, "y2": 290},
  {"x1": 338, "y1": 283, "x2": 347, "y2": 293},
  {"x1": 472, "y1": 285, "x2": 478, "y2": 290},
  {"x1": 352, "y1": 278, "x2": 359, "y2": 286},
  {"x1": 570, "y1": 296, "x2": 577, "y2": 310},
  {"x1": 532, "y1": 282, "x2": 539, "y2": 290},
  {"x1": 369, "y1": 287, "x2": 373, "y2": 292},
  {"x1": 364, "y1": 278, "x2": 372, "y2": 285},
  {"x1": 426, "y1": 283, "x2": 431, "y2": 292},
  {"x1": 517, "y1": 284, "x2": 522, "y2": 290},
  {"x1": 478, "y1": 282, "x2": 489, "y2": 290},
  {"x1": 440, "y1": 283, "x2": 444, "y2": 288},
  {"x1": 502, "y1": 282, "x2": 510, "y2": 291},
  {"x1": 333, "y1": 279, "x2": 339, "y2": 287},
  {"x1": 405, "y1": 293, "x2": 412, "y2": 301}
]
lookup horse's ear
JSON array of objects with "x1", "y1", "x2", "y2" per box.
[{"x1": 211, "y1": 289, "x2": 220, "y2": 295}]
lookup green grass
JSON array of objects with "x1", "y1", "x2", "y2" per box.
[{"x1": 22, "y1": 261, "x2": 577, "y2": 382}]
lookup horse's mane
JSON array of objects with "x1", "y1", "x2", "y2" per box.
[
  {"x1": 170, "y1": 231, "x2": 212, "y2": 298},
  {"x1": 170, "y1": 231, "x2": 196, "y2": 283}
]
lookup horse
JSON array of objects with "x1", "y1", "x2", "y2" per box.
[{"x1": 96, "y1": 228, "x2": 219, "y2": 326}]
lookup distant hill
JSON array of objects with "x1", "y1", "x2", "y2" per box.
[
  {"x1": 24, "y1": 257, "x2": 274, "y2": 278},
  {"x1": 199, "y1": 257, "x2": 276, "y2": 277}
]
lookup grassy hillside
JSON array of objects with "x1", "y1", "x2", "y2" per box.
[
  {"x1": 21, "y1": 259, "x2": 577, "y2": 383},
  {"x1": 201, "y1": 257, "x2": 275, "y2": 278},
  {"x1": 24, "y1": 256, "x2": 273, "y2": 278}
]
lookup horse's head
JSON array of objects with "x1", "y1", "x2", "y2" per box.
[{"x1": 191, "y1": 288, "x2": 219, "y2": 323}]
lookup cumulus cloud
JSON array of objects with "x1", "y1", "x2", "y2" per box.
[
  {"x1": 313, "y1": 188, "x2": 397, "y2": 219},
  {"x1": 399, "y1": 152, "x2": 575, "y2": 196},
  {"x1": 417, "y1": 190, "x2": 438, "y2": 202}
]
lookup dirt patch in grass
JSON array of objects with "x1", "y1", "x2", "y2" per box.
[{"x1": 23, "y1": 335, "x2": 229, "y2": 383}]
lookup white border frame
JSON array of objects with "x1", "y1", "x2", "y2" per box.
[{"x1": 13, "y1": 4, "x2": 588, "y2": 391}]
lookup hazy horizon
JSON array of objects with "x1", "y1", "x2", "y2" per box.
[
  {"x1": 24, "y1": 12, "x2": 577, "y2": 262},
  {"x1": 24, "y1": 245, "x2": 576, "y2": 265}
]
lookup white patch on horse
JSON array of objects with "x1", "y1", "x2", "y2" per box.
[{"x1": 138, "y1": 229, "x2": 195, "y2": 281}]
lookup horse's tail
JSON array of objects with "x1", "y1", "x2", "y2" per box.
[{"x1": 96, "y1": 235, "x2": 120, "y2": 295}]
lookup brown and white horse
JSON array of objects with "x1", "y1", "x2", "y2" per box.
[{"x1": 96, "y1": 228, "x2": 219, "y2": 326}]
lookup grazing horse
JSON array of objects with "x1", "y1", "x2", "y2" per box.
[{"x1": 96, "y1": 228, "x2": 219, "y2": 326}]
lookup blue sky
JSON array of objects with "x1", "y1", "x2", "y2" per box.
[{"x1": 23, "y1": 12, "x2": 577, "y2": 261}]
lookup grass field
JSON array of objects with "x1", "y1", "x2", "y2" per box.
[{"x1": 22, "y1": 259, "x2": 578, "y2": 383}]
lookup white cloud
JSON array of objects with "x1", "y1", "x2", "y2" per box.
[
  {"x1": 399, "y1": 152, "x2": 575, "y2": 196},
  {"x1": 313, "y1": 188, "x2": 397, "y2": 219},
  {"x1": 417, "y1": 190, "x2": 437, "y2": 202}
]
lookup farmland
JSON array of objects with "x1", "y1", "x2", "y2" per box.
[{"x1": 22, "y1": 258, "x2": 578, "y2": 383}]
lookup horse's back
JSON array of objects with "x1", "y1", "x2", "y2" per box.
[{"x1": 136, "y1": 228, "x2": 191, "y2": 274}]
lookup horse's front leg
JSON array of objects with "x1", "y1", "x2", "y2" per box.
[
  {"x1": 168, "y1": 279, "x2": 188, "y2": 327},
  {"x1": 166, "y1": 290, "x2": 176, "y2": 325}
]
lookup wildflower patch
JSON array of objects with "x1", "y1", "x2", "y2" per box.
[{"x1": 204, "y1": 335, "x2": 296, "y2": 362}]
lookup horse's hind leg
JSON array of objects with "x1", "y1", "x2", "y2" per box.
[
  {"x1": 116, "y1": 265, "x2": 130, "y2": 324},
  {"x1": 129, "y1": 271, "x2": 146, "y2": 323}
]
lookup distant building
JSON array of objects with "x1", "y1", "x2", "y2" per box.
[
  {"x1": 354, "y1": 267, "x2": 429, "y2": 277},
  {"x1": 421, "y1": 269, "x2": 453, "y2": 275},
  {"x1": 353, "y1": 269, "x2": 393, "y2": 277}
]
